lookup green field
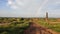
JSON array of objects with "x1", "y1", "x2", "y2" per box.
[
  {"x1": 38, "y1": 18, "x2": 60, "y2": 32},
  {"x1": 0, "y1": 17, "x2": 60, "y2": 34}
]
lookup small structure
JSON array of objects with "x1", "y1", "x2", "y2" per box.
[{"x1": 45, "y1": 12, "x2": 49, "y2": 22}]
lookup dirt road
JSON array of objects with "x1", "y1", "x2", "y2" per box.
[{"x1": 24, "y1": 22, "x2": 60, "y2": 34}]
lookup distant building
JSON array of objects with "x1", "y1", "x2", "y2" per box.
[{"x1": 45, "y1": 12, "x2": 48, "y2": 22}]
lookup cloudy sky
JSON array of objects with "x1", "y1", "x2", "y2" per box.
[{"x1": 0, "y1": 0, "x2": 60, "y2": 18}]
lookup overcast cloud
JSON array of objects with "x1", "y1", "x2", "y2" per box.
[{"x1": 0, "y1": 0, "x2": 60, "y2": 18}]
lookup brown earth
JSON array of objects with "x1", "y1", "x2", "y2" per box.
[{"x1": 24, "y1": 22, "x2": 60, "y2": 34}]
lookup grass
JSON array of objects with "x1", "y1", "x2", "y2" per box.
[
  {"x1": 0, "y1": 17, "x2": 60, "y2": 33},
  {"x1": 38, "y1": 19, "x2": 60, "y2": 32}
]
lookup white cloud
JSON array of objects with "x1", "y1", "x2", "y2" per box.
[
  {"x1": 4, "y1": 0, "x2": 60, "y2": 17},
  {"x1": 8, "y1": 0, "x2": 13, "y2": 5},
  {"x1": 42, "y1": 0, "x2": 60, "y2": 11},
  {"x1": 7, "y1": 0, "x2": 24, "y2": 9},
  {"x1": 15, "y1": 0, "x2": 24, "y2": 5},
  {"x1": 10, "y1": 5, "x2": 18, "y2": 9},
  {"x1": 35, "y1": 0, "x2": 48, "y2": 17}
]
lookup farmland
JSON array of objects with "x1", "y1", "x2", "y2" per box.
[{"x1": 0, "y1": 17, "x2": 60, "y2": 34}]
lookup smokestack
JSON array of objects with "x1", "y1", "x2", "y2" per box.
[
  {"x1": 46, "y1": 12, "x2": 48, "y2": 19},
  {"x1": 46, "y1": 12, "x2": 48, "y2": 22}
]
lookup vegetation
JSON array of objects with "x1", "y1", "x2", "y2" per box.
[
  {"x1": 38, "y1": 18, "x2": 60, "y2": 32},
  {"x1": 0, "y1": 17, "x2": 60, "y2": 34},
  {"x1": 0, "y1": 17, "x2": 29, "y2": 34}
]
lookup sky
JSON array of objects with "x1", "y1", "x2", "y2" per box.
[{"x1": 0, "y1": 0, "x2": 60, "y2": 18}]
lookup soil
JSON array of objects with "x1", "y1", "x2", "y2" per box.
[{"x1": 24, "y1": 22, "x2": 60, "y2": 34}]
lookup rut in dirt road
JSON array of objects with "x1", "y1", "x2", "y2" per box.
[{"x1": 24, "y1": 22, "x2": 53, "y2": 34}]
